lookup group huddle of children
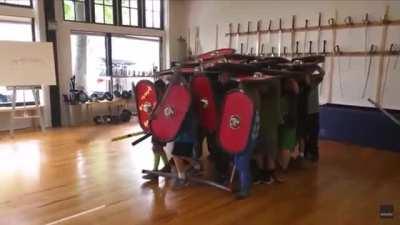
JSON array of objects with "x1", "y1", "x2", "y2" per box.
[{"x1": 142, "y1": 70, "x2": 322, "y2": 199}]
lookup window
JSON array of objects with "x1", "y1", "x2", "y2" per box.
[
  {"x1": 112, "y1": 35, "x2": 160, "y2": 88},
  {"x1": 121, "y1": 0, "x2": 138, "y2": 26},
  {"x1": 0, "y1": 17, "x2": 36, "y2": 106},
  {"x1": 63, "y1": 0, "x2": 88, "y2": 22},
  {"x1": 144, "y1": 0, "x2": 161, "y2": 29},
  {"x1": 70, "y1": 32, "x2": 161, "y2": 94},
  {"x1": 71, "y1": 34, "x2": 108, "y2": 94},
  {"x1": 0, "y1": 0, "x2": 32, "y2": 7},
  {"x1": 62, "y1": 0, "x2": 164, "y2": 29},
  {"x1": 94, "y1": 0, "x2": 114, "y2": 24}
]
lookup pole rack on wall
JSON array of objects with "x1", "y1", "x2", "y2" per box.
[
  {"x1": 289, "y1": 50, "x2": 400, "y2": 57},
  {"x1": 225, "y1": 18, "x2": 400, "y2": 37},
  {"x1": 236, "y1": 41, "x2": 400, "y2": 57},
  {"x1": 247, "y1": 49, "x2": 400, "y2": 58}
]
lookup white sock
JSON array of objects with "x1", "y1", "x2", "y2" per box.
[
  {"x1": 192, "y1": 161, "x2": 201, "y2": 170},
  {"x1": 178, "y1": 172, "x2": 186, "y2": 179}
]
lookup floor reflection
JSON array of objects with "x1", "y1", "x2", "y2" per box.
[{"x1": 0, "y1": 140, "x2": 41, "y2": 180}]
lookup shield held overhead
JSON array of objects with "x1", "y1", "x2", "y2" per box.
[
  {"x1": 218, "y1": 90, "x2": 255, "y2": 154},
  {"x1": 191, "y1": 75, "x2": 218, "y2": 133},
  {"x1": 135, "y1": 80, "x2": 158, "y2": 133},
  {"x1": 150, "y1": 81, "x2": 192, "y2": 142}
]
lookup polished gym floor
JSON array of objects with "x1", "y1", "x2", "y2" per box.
[{"x1": 0, "y1": 122, "x2": 399, "y2": 225}]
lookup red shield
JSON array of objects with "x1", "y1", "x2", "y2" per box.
[
  {"x1": 150, "y1": 81, "x2": 192, "y2": 142},
  {"x1": 197, "y1": 48, "x2": 236, "y2": 61},
  {"x1": 135, "y1": 80, "x2": 158, "y2": 133},
  {"x1": 191, "y1": 75, "x2": 218, "y2": 133},
  {"x1": 218, "y1": 90, "x2": 254, "y2": 154}
]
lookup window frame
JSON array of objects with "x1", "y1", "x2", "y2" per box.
[
  {"x1": 118, "y1": 0, "x2": 141, "y2": 28},
  {"x1": 62, "y1": 0, "x2": 91, "y2": 22},
  {"x1": 0, "y1": 0, "x2": 33, "y2": 8},
  {"x1": 143, "y1": 0, "x2": 163, "y2": 30},
  {"x1": 0, "y1": 17, "x2": 38, "y2": 107},
  {"x1": 70, "y1": 31, "x2": 162, "y2": 93},
  {"x1": 62, "y1": 0, "x2": 164, "y2": 30},
  {"x1": 91, "y1": 0, "x2": 116, "y2": 25}
]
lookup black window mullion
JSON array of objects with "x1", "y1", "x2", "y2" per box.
[
  {"x1": 116, "y1": 0, "x2": 122, "y2": 25},
  {"x1": 113, "y1": 0, "x2": 118, "y2": 25},
  {"x1": 138, "y1": 0, "x2": 144, "y2": 27},
  {"x1": 85, "y1": 0, "x2": 91, "y2": 22},
  {"x1": 73, "y1": 0, "x2": 77, "y2": 21},
  {"x1": 89, "y1": 0, "x2": 96, "y2": 23},
  {"x1": 103, "y1": 0, "x2": 106, "y2": 24},
  {"x1": 127, "y1": 0, "x2": 131, "y2": 25},
  {"x1": 31, "y1": 18, "x2": 36, "y2": 41},
  {"x1": 105, "y1": 33, "x2": 113, "y2": 91},
  {"x1": 160, "y1": 0, "x2": 164, "y2": 29}
]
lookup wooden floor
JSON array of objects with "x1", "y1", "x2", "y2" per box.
[{"x1": 0, "y1": 122, "x2": 399, "y2": 225}]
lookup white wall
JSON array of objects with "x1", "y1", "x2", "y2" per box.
[
  {"x1": 0, "y1": 0, "x2": 52, "y2": 131},
  {"x1": 173, "y1": 0, "x2": 400, "y2": 110}
]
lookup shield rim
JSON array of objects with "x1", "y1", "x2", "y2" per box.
[
  {"x1": 217, "y1": 88, "x2": 255, "y2": 154},
  {"x1": 190, "y1": 74, "x2": 219, "y2": 133},
  {"x1": 135, "y1": 79, "x2": 157, "y2": 133},
  {"x1": 150, "y1": 79, "x2": 193, "y2": 142}
]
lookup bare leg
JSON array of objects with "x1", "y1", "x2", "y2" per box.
[
  {"x1": 279, "y1": 149, "x2": 291, "y2": 171},
  {"x1": 159, "y1": 150, "x2": 169, "y2": 167},
  {"x1": 173, "y1": 156, "x2": 191, "y2": 179},
  {"x1": 181, "y1": 156, "x2": 201, "y2": 170},
  {"x1": 153, "y1": 152, "x2": 161, "y2": 171}
]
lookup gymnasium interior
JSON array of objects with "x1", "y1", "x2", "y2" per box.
[{"x1": 0, "y1": 1, "x2": 399, "y2": 225}]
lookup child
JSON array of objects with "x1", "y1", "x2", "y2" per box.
[
  {"x1": 234, "y1": 83, "x2": 260, "y2": 199},
  {"x1": 255, "y1": 79, "x2": 282, "y2": 184},
  {"x1": 172, "y1": 106, "x2": 200, "y2": 187},
  {"x1": 142, "y1": 79, "x2": 171, "y2": 180},
  {"x1": 170, "y1": 76, "x2": 200, "y2": 187},
  {"x1": 278, "y1": 78, "x2": 300, "y2": 171},
  {"x1": 304, "y1": 74, "x2": 323, "y2": 162}
]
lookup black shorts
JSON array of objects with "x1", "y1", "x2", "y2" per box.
[{"x1": 172, "y1": 142, "x2": 193, "y2": 157}]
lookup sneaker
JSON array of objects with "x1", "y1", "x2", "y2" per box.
[
  {"x1": 253, "y1": 173, "x2": 264, "y2": 184},
  {"x1": 271, "y1": 171, "x2": 285, "y2": 183},
  {"x1": 261, "y1": 171, "x2": 274, "y2": 185},
  {"x1": 186, "y1": 166, "x2": 201, "y2": 176},
  {"x1": 172, "y1": 177, "x2": 187, "y2": 189},
  {"x1": 192, "y1": 160, "x2": 202, "y2": 171},
  {"x1": 142, "y1": 173, "x2": 158, "y2": 180}
]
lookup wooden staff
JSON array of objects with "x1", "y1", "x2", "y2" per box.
[
  {"x1": 316, "y1": 13, "x2": 322, "y2": 54},
  {"x1": 256, "y1": 20, "x2": 262, "y2": 56},
  {"x1": 215, "y1": 24, "x2": 219, "y2": 50},
  {"x1": 327, "y1": 10, "x2": 338, "y2": 103},
  {"x1": 362, "y1": 44, "x2": 378, "y2": 98},
  {"x1": 303, "y1": 19, "x2": 309, "y2": 55},
  {"x1": 111, "y1": 131, "x2": 146, "y2": 142},
  {"x1": 142, "y1": 170, "x2": 232, "y2": 192},
  {"x1": 228, "y1": 23, "x2": 233, "y2": 48},
  {"x1": 236, "y1": 23, "x2": 241, "y2": 52},
  {"x1": 380, "y1": 44, "x2": 395, "y2": 101},
  {"x1": 375, "y1": 6, "x2": 390, "y2": 103},
  {"x1": 246, "y1": 21, "x2": 251, "y2": 54},
  {"x1": 368, "y1": 98, "x2": 400, "y2": 127},
  {"x1": 278, "y1": 18, "x2": 283, "y2": 56},
  {"x1": 291, "y1": 15, "x2": 296, "y2": 55}
]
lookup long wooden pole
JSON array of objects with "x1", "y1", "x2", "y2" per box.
[{"x1": 376, "y1": 6, "x2": 390, "y2": 103}]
